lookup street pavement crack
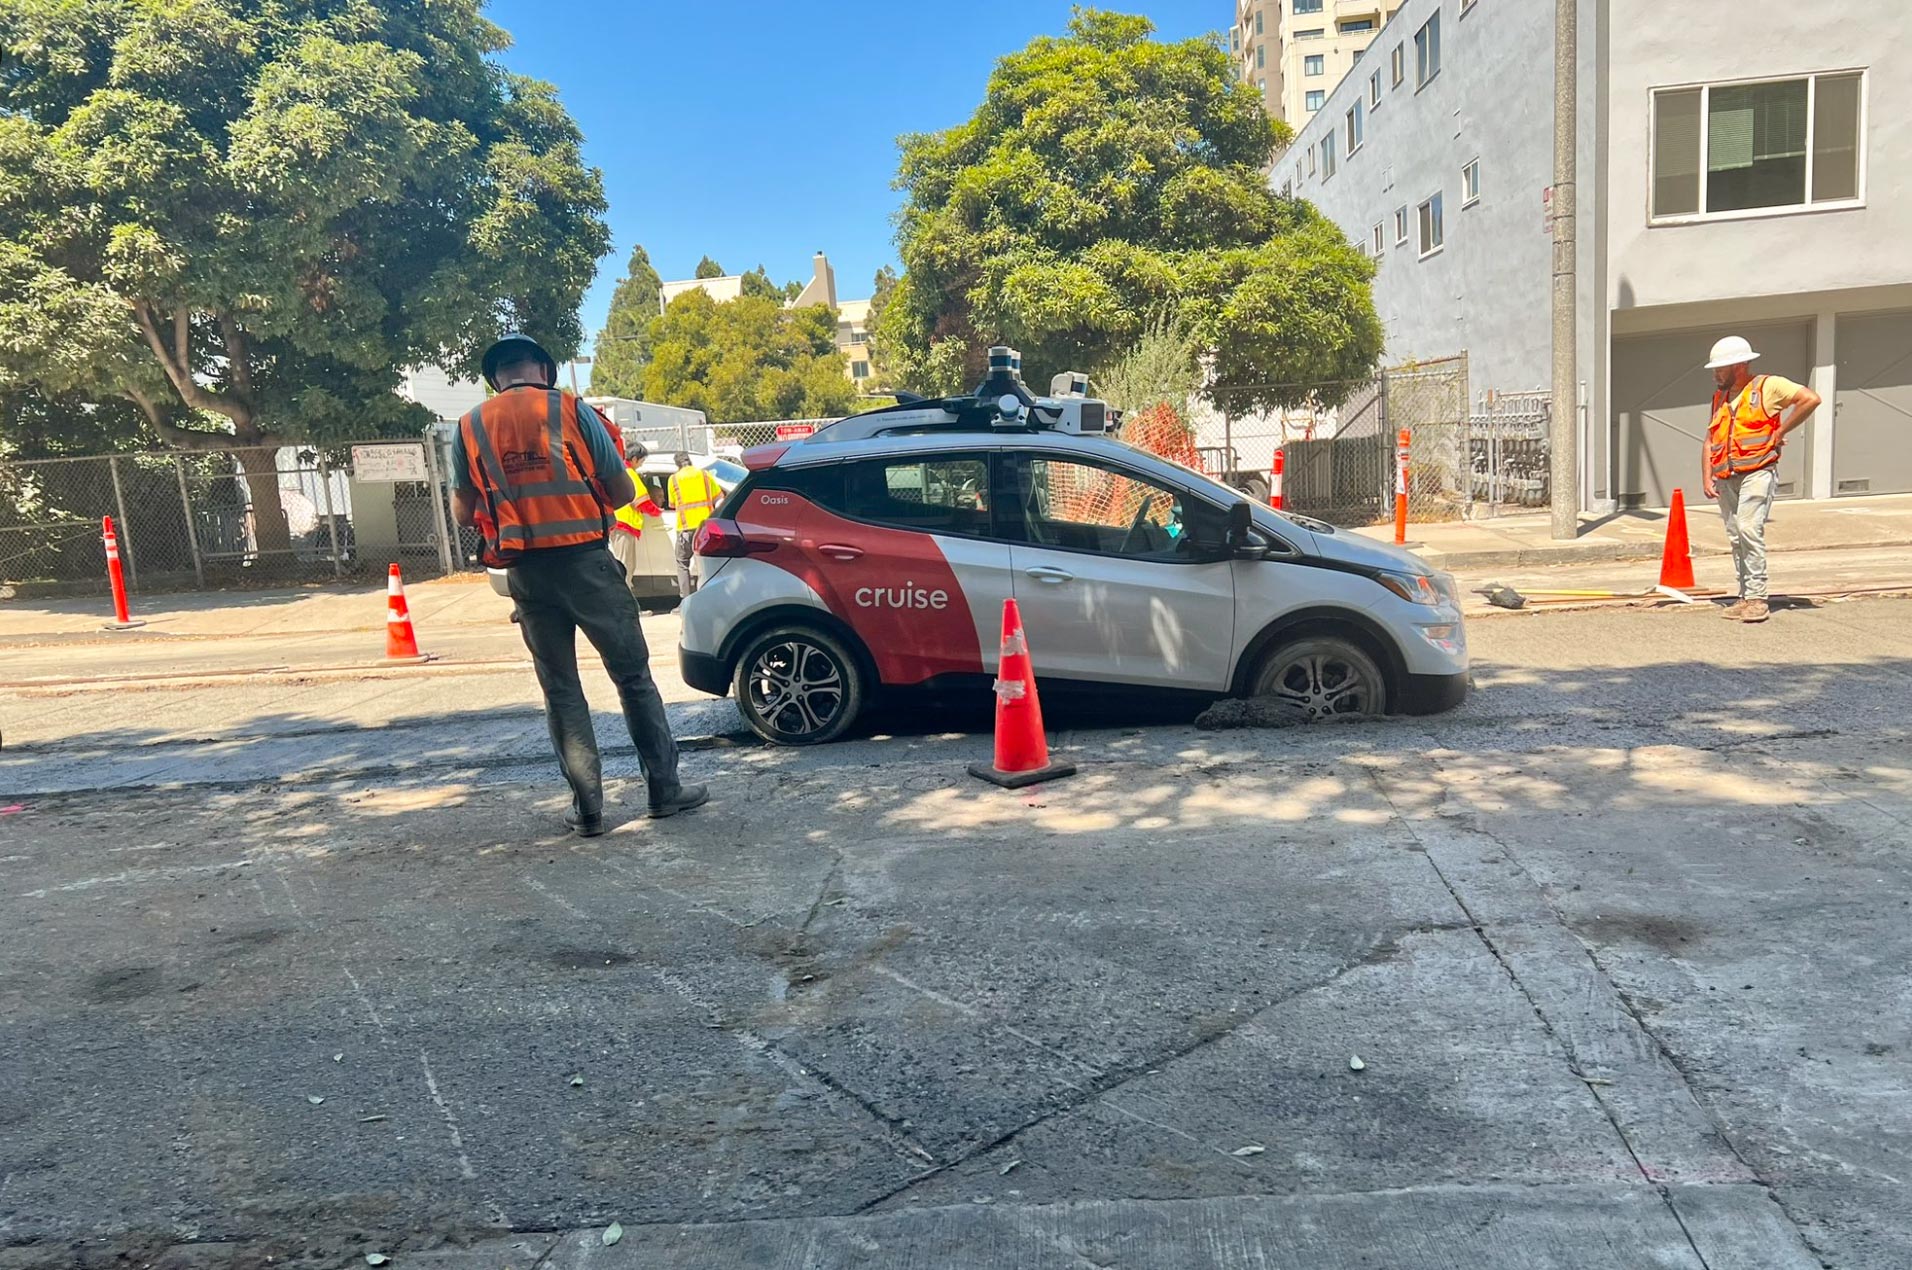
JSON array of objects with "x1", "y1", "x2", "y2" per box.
[{"x1": 1368, "y1": 767, "x2": 1733, "y2": 1270}]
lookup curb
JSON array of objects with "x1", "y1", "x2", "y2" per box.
[{"x1": 1408, "y1": 534, "x2": 1912, "y2": 572}]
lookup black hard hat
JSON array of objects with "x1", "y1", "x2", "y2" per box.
[{"x1": 481, "y1": 332, "x2": 557, "y2": 390}]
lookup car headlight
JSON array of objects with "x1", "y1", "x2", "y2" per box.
[{"x1": 1374, "y1": 569, "x2": 1443, "y2": 606}]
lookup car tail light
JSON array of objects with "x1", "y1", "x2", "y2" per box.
[
  {"x1": 694, "y1": 519, "x2": 776, "y2": 558},
  {"x1": 742, "y1": 444, "x2": 789, "y2": 471}
]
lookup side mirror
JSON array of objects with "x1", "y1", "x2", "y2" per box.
[{"x1": 1226, "y1": 500, "x2": 1253, "y2": 545}]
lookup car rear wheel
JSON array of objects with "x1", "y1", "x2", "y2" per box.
[
  {"x1": 732, "y1": 625, "x2": 865, "y2": 745},
  {"x1": 1251, "y1": 635, "x2": 1387, "y2": 721}
]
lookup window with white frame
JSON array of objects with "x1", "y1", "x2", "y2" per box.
[
  {"x1": 1294, "y1": 0, "x2": 1323, "y2": 12},
  {"x1": 1462, "y1": 158, "x2": 1481, "y2": 206},
  {"x1": 1462, "y1": 0, "x2": 1477, "y2": 11},
  {"x1": 1256, "y1": 44, "x2": 1266, "y2": 68},
  {"x1": 1305, "y1": 53, "x2": 1325, "y2": 75},
  {"x1": 1256, "y1": 9, "x2": 1265, "y2": 34},
  {"x1": 1281, "y1": 179, "x2": 1293, "y2": 197},
  {"x1": 1372, "y1": 222, "x2": 1386, "y2": 255},
  {"x1": 1295, "y1": 27, "x2": 1325, "y2": 39},
  {"x1": 1309, "y1": 146, "x2": 1318, "y2": 177},
  {"x1": 1418, "y1": 191, "x2": 1444, "y2": 256},
  {"x1": 1347, "y1": 100, "x2": 1365, "y2": 153},
  {"x1": 1306, "y1": 89, "x2": 1326, "y2": 111},
  {"x1": 1340, "y1": 18, "x2": 1375, "y2": 32},
  {"x1": 1650, "y1": 71, "x2": 1864, "y2": 221},
  {"x1": 1322, "y1": 132, "x2": 1337, "y2": 178},
  {"x1": 1394, "y1": 205, "x2": 1410, "y2": 244},
  {"x1": 1415, "y1": 13, "x2": 1441, "y2": 87},
  {"x1": 1370, "y1": 70, "x2": 1382, "y2": 108},
  {"x1": 1257, "y1": 78, "x2": 1267, "y2": 93},
  {"x1": 1391, "y1": 42, "x2": 1405, "y2": 87}
]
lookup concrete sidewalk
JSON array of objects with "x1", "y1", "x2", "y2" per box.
[{"x1": 1355, "y1": 491, "x2": 1912, "y2": 569}]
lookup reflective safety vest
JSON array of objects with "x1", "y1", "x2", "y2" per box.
[
  {"x1": 612, "y1": 464, "x2": 663, "y2": 538},
  {"x1": 459, "y1": 387, "x2": 611, "y2": 566},
  {"x1": 668, "y1": 466, "x2": 723, "y2": 533},
  {"x1": 1709, "y1": 375, "x2": 1784, "y2": 480}
]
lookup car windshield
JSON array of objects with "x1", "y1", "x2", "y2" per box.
[{"x1": 706, "y1": 459, "x2": 748, "y2": 487}]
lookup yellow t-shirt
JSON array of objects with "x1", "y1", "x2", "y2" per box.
[{"x1": 1755, "y1": 374, "x2": 1806, "y2": 412}]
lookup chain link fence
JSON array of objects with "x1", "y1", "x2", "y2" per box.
[
  {"x1": 1, "y1": 440, "x2": 461, "y2": 600},
  {"x1": 1468, "y1": 390, "x2": 1552, "y2": 515}
]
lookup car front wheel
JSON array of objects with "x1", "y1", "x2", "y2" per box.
[
  {"x1": 1251, "y1": 635, "x2": 1388, "y2": 721},
  {"x1": 731, "y1": 625, "x2": 865, "y2": 745}
]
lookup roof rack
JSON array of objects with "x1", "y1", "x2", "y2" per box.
[{"x1": 803, "y1": 347, "x2": 1119, "y2": 445}]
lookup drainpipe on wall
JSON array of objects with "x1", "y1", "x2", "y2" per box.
[{"x1": 1549, "y1": 0, "x2": 1580, "y2": 539}]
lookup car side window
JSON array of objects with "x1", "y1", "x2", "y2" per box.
[
  {"x1": 835, "y1": 453, "x2": 996, "y2": 538},
  {"x1": 1014, "y1": 455, "x2": 1226, "y2": 561}
]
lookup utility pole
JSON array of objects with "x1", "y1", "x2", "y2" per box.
[{"x1": 1549, "y1": 0, "x2": 1579, "y2": 539}]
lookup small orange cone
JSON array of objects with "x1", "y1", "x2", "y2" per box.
[
  {"x1": 1659, "y1": 488, "x2": 1696, "y2": 590},
  {"x1": 385, "y1": 563, "x2": 425, "y2": 661},
  {"x1": 968, "y1": 599, "x2": 1077, "y2": 789}
]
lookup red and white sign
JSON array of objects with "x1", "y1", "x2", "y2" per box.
[{"x1": 774, "y1": 422, "x2": 818, "y2": 441}]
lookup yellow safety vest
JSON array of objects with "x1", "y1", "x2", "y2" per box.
[
  {"x1": 669, "y1": 466, "x2": 723, "y2": 533},
  {"x1": 611, "y1": 463, "x2": 654, "y2": 538}
]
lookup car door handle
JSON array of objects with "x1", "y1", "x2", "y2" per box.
[
  {"x1": 818, "y1": 543, "x2": 864, "y2": 561},
  {"x1": 1025, "y1": 565, "x2": 1074, "y2": 583}
]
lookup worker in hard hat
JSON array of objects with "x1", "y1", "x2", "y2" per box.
[
  {"x1": 1702, "y1": 336, "x2": 1821, "y2": 623},
  {"x1": 451, "y1": 332, "x2": 709, "y2": 832},
  {"x1": 667, "y1": 451, "x2": 724, "y2": 599}
]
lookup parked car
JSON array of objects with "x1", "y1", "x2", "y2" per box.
[{"x1": 677, "y1": 368, "x2": 1468, "y2": 744}]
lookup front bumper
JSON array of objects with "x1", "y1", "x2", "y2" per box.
[
  {"x1": 680, "y1": 647, "x2": 729, "y2": 697},
  {"x1": 1397, "y1": 669, "x2": 1469, "y2": 715}
]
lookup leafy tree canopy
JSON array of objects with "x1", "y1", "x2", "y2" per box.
[
  {"x1": 693, "y1": 255, "x2": 725, "y2": 279},
  {"x1": 738, "y1": 264, "x2": 782, "y2": 300},
  {"x1": 589, "y1": 242, "x2": 661, "y2": 398},
  {"x1": 0, "y1": 0, "x2": 610, "y2": 466},
  {"x1": 643, "y1": 291, "x2": 854, "y2": 425},
  {"x1": 874, "y1": 8, "x2": 1381, "y2": 411}
]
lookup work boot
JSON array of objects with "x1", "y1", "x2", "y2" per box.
[
  {"x1": 1720, "y1": 598, "x2": 1749, "y2": 619},
  {"x1": 1739, "y1": 598, "x2": 1771, "y2": 623},
  {"x1": 648, "y1": 783, "x2": 710, "y2": 819},
  {"x1": 564, "y1": 808, "x2": 608, "y2": 838}
]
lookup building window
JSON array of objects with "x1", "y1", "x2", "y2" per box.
[
  {"x1": 851, "y1": 360, "x2": 871, "y2": 380},
  {"x1": 1257, "y1": 78, "x2": 1267, "y2": 93},
  {"x1": 1295, "y1": 28, "x2": 1325, "y2": 40},
  {"x1": 1255, "y1": 10, "x2": 1265, "y2": 34},
  {"x1": 1281, "y1": 179, "x2": 1294, "y2": 197},
  {"x1": 1418, "y1": 192, "x2": 1444, "y2": 256},
  {"x1": 1322, "y1": 132, "x2": 1337, "y2": 178},
  {"x1": 1309, "y1": 146, "x2": 1318, "y2": 177},
  {"x1": 1372, "y1": 222, "x2": 1386, "y2": 255},
  {"x1": 1462, "y1": 158, "x2": 1481, "y2": 206},
  {"x1": 1341, "y1": 19, "x2": 1376, "y2": 33},
  {"x1": 1415, "y1": 13, "x2": 1441, "y2": 88},
  {"x1": 1650, "y1": 71, "x2": 1864, "y2": 222},
  {"x1": 1256, "y1": 44, "x2": 1266, "y2": 69},
  {"x1": 1391, "y1": 43, "x2": 1405, "y2": 87},
  {"x1": 1462, "y1": 0, "x2": 1477, "y2": 11},
  {"x1": 1370, "y1": 70, "x2": 1382, "y2": 107},
  {"x1": 1346, "y1": 100, "x2": 1365, "y2": 153},
  {"x1": 1394, "y1": 205, "x2": 1410, "y2": 244},
  {"x1": 1294, "y1": 0, "x2": 1323, "y2": 12},
  {"x1": 1306, "y1": 89, "x2": 1325, "y2": 111},
  {"x1": 1305, "y1": 54, "x2": 1325, "y2": 76}
]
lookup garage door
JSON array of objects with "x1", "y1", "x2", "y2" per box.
[
  {"x1": 1834, "y1": 311, "x2": 1912, "y2": 497},
  {"x1": 1611, "y1": 320, "x2": 1813, "y2": 508}
]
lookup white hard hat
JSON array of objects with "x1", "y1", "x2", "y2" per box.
[{"x1": 1705, "y1": 335, "x2": 1761, "y2": 369}]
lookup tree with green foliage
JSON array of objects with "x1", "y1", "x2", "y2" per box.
[
  {"x1": 0, "y1": 0, "x2": 609, "y2": 548},
  {"x1": 738, "y1": 264, "x2": 783, "y2": 300},
  {"x1": 643, "y1": 291, "x2": 854, "y2": 425},
  {"x1": 589, "y1": 243, "x2": 662, "y2": 398},
  {"x1": 864, "y1": 265, "x2": 900, "y2": 389},
  {"x1": 875, "y1": 8, "x2": 1381, "y2": 410},
  {"x1": 694, "y1": 255, "x2": 726, "y2": 280}
]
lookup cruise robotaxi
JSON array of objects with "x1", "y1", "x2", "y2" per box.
[{"x1": 679, "y1": 349, "x2": 1468, "y2": 744}]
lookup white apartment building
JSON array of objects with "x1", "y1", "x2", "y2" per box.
[
  {"x1": 1233, "y1": 0, "x2": 1403, "y2": 131},
  {"x1": 657, "y1": 253, "x2": 873, "y2": 384},
  {"x1": 1269, "y1": 0, "x2": 1911, "y2": 508}
]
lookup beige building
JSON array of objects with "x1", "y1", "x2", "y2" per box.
[
  {"x1": 657, "y1": 252, "x2": 871, "y2": 384},
  {"x1": 1234, "y1": 0, "x2": 1402, "y2": 134}
]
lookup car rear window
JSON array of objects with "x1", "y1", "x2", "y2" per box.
[{"x1": 836, "y1": 454, "x2": 994, "y2": 537}]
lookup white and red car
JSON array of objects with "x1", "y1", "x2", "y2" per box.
[{"x1": 679, "y1": 359, "x2": 1468, "y2": 744}]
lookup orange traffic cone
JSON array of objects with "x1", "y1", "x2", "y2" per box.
[
  {"x1": 385, "y1": 563, "x2": 425, "y2": 661},
  {"x1": 1659, "y1": 488, "x2": 1697, "y2": 590},
  {"x1": 968, "y1": 599, "x2": 1077, "y2": 789}
]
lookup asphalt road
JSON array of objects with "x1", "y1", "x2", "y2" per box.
[{"x1": 2, "y1": 598, "x2": 1909, "y2": 1268}]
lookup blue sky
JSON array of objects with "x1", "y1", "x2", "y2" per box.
[{"x1": 482, "y1": 0, "x2": 1226, "y2": 375}]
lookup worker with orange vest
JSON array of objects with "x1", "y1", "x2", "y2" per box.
[
  {"x1": 451, "y1": 333, "x2": 709, "y2": 832},
  {"x1": 607, "y1": 442, "x2": 667, "y2": 591},
  {"x1": 667, "y1": 451, "x2": 724, "y2": 599},
  {"x1": 1701, "y1": 335, "x2": 1822, "y2": 623}
]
